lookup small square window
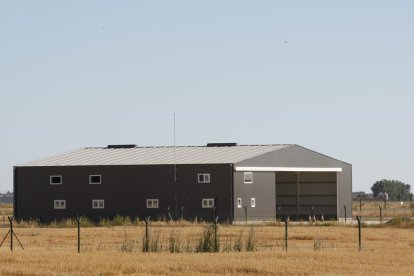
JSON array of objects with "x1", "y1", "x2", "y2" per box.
[
  {"x1": 244, "y1": 172, "x2": 253, "y2": 184},
  {"x1": 237, "y1": 198, "x2": 242, "y2": 208},
  {"x1": 251, "y1": 198, "x2": 256, "y2": 208},
  {"x1": 147, "y1": 199, "x2": 159, "y2": 208},
  {"x1": 92, "y1": 199, "x2": 104, "y2": 209},
  {"x1": 89, "y1": 175, "x2": 102, "y2": 184},
  {"x1": 202, "y1": 198, "x2": 214, "y2": 208},
  {"x1": 50, "y1": 175, "x2": 62, "y2": 185},
  {"x1": 54, "y1": 200, "x2": 66, "y2": 209},
  {"x1": 198, "y1": 173, "x2": 210, "y2": 183}
]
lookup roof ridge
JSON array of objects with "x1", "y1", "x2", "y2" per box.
[{"x1": 84, "y1": 144, "x2": 290, "y2": 149}]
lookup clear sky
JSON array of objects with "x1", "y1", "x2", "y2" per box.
[{"x1": 0, "y1": 1, "x2": 413, "y2": 193}]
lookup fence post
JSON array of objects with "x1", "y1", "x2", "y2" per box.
[
  {"x1": 410, "y1": 194, "x2": 413, "y2": 214},
  {"x1": 284, "y1": 216, "x2": 288, "y2": 251},
  {"x1": 167, "y1": 206, "x2": 173, "y2": 221},
  {"x1": 144, "y1": 216, "x2": 150, "y2": 252},
  {"x1": 9, "y1": 217, "x2": 13, "y2": 252},
  {"x1": 312, "y1": 205, "x2": 315, "y2": 219},
  {"x1": 356, "y1": 216, "x2": 362, "y2": 251},
  {"x1": 214, "y1": 216, "x2": 219, "y2": 252},
  {"x1": 344, "y1": 206, "x2": 347, "y2": 222},
  {"x1": 0, "y1": 217, "x2": 24, "y2": 251},
  {"x1": 76, "y1": 216, "x2": 81, "y2": 253},
  {"x1": 174, "y1": 194, "x2": 178, "y2": 221},
  {"x1": 244, "y1": 206, "x2": 248, "y2": 224},
  {"x1": 277, "y1": 206, "x2": 282, "y2": 221},
  {"x1": 212, "y1": 206, "x2": 216, "y2": 222},
  {"x1": 214, "y1": 197, "x2": 219, "y2": 222},
  {"x1": 180, "y1": 206, "x2": 184, "y2": 222},
  {"x1": 379, "y1": 205, "x2": 382, "y2": 223},
  {"x1": 359, "y1": 196, "x2": 362, "y2": 211}
]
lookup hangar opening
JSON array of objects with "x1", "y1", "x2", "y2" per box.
[{"x1": 276, "y1": 171, "x2": 337, "y2": 219}]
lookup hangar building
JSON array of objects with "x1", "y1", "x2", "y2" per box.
[{"x1": 14, "y1": 143, "x2": 352, "y2": 222}]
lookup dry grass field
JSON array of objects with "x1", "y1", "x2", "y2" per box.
[
  {"x1": 0, "y1": 203, "x2": 413, "y2": 275},
  {"x1": 0, "y1": 204, "x2": 12, "y2": 217},
  {"x1": 353, "y1": 200, "x2": 414, "y2": 219}
]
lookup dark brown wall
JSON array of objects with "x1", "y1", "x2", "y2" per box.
[{"x1": 14, "y1": 164, "x2": 233, "y2": 222}]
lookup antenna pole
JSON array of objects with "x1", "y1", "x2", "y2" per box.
[
  {"x1": 174, "y1": 113, "x2": 178, "y2": 220},
  {"x1": 174, "y1": 113, "x2": 177, "y2": 183}
]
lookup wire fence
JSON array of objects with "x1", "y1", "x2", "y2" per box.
[
  {"x1": 1, "y1": 215, "x2": 410, "y2": 254},
  {"x1": 0, "y1": 199, "x2": 413, "y2": 254}
]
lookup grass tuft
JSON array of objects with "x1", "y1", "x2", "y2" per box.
[
  {"x1": 196, "y1": 224, "x2": 220, "y2": 253},
  {"x1": 245, "y1": 226, "x2": 256, "y2": 252}
]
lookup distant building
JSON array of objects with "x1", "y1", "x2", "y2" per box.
[
  {"x1": 0, "y1": 192, "x2": 14, "y2": 204},
  {"x1": 352, "y1": 192, "x2": 366, "y2": 200},
  {"x1": 14, "y1": 144, "x2": 352, "y2": 222},
  {"x1": 377, "y1": 192, "x2": 389, "y2": 201}
]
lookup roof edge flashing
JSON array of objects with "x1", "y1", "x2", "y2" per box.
[{"x1": 235, "y1": 166, "x2": 343, "y2": 172}]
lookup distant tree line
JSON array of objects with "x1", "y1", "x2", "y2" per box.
[{"x1": 371, "y1": 179, "x2": 412, "y2": 201}]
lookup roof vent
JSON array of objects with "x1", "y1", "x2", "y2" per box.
[
  {"x1": 107, "y1": 144, "x2": 136, "y2": 149},
  {"x1": 206, "y1": 143, "x2": 238, "y2": 147}
]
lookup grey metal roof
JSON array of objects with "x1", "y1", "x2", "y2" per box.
[{"x1": 17, "y1": 144, "x2": 290, "y2": 167}]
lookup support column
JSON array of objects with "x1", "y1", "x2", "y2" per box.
[
  {"x1": 296, "y1": 172, "x2": 300, "y2": 219},
  {"x1": 336, "y1": 172, "x2": 340, "y2": 220},
  {"x1": 274, "y1": 172, "x2": 278, "y2": 220}
]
